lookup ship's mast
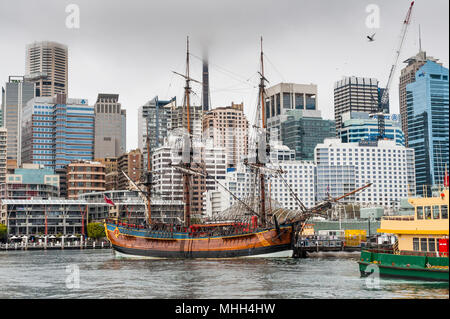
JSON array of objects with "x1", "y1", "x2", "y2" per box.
[
  {"x1": 146, "y1": 109, "x2": 152, "y2": 225},
  {"x1": 183, "y1": 36, "x2": 192, "y2": 228},
  {"x1": 257, "y1": 36, "x2": 268, "y2": 227}
]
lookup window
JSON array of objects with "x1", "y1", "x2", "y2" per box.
[
  {"x1": 413, "y1": 238, "x2": 419, "y2": 251},
  {"x1": 420, "y1": 238, "x2": 428, "y2": 252},
  {"x1": 424, "y1": 206, "x2": 432, "y2": 219},
  {"x1": 416, "y1": 206, "x2": 423, "y2": 219},
  {"x1": 433, "y1": 205, "x2": 440, "y2": 219},
  {"x1": 428, "y1": 238, "x2": 436, "y2": 252},
  {"x1": 442, "y1": 205, "x2": 448, "y2": 219}
]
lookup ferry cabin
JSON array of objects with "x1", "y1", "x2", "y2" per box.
[{"x1": 378, "y1": 189, "x2": 449, "y2": 255}]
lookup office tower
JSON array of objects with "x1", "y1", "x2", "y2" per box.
[
  {"x1": 399, "y1": 51, "x2": 440, "y2": 146},
  {"x1": 1, "y1": 76, "x2": 35, "y2": 167},
  {"x1": 95, "y1": 157, "x2": 119, "y2": 191},
  {"x1": 0, "y1": 128, "x2": 6, "y2": 184},
  {"x1": 280, "y1": 109, "x2": 335, "y2": 161},
  {"x1": 94, "y1": 93, "x2": 126, "y2": 158},
  {"x1": 315, "y1": 138, "x2": 416, "y2": 207},
  {"x1": 171, "y1": 104, "x2": 203, "y2": 139},
  {"x1": 118, "y1": 149, "x2": 143, "y2": 190},
  {"x1": 0, "y1": 163, "x2": 60, "y2": 200},
  {"x1": 406, "y1": 61, "x2": 449, "y2": 196},
  {"x1": 66, "y1": 160, "x2": 106, "y2": 199},
  {"x1": 334, "y1": 77, "x2": 385, "y2": 134},
  {"x1": 340, "y1": 112, "x2": 405, "y2": 146},
  {"x1": 25, "y1": 41, "x2": 68, "y2": 97},
  {"x1": 265, "y1": 82, "x2": 318, "y2": 140},
  {"x1": 21, "y1": 94, "x2": 94, "y2": 170},
  {"x1": 138, "y1": 96, "x2": 176, "y2": 168},
  {"x1": 203, "y1": 102, "x2": 249, "y2": 168}
]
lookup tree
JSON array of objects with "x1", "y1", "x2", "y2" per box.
[
  {"x1": 0, "y1": 224, "x2": 7, "y2": 243},
  {"x1": 87, "y1": 222, "x2": 106, "y2": 239}
]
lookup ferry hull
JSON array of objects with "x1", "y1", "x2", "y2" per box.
[
  {"x1": 358, "y1": 250, "x2": 449, "y2": 282},
  {"x1": 105, "y1": 222, "x2": 294, "y2": 259}
]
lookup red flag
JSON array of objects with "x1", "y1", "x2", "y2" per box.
[{"x1": 104, "y1": 195, "x2": 115, "y2": 206}]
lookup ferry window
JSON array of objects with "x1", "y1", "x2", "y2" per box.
[
  {"x1": 433, "y1": 205, "x2": 440, "y2": 219},
  {"x1": 442, "y1": 205, "x2": 448, "y2": 219},
  {"x1": 416, "y1": 206, "x2": 423, "y2": 219},
  {"x1": 424, "y1": 206, "x2": 432, "y2": 219},
  {"x1": 428, "y1": 238, "x2": 436, "y2": 252},
  {"x1": 413, "y1": 238, "x2": 420, "y2": 251},
  {"x1": 420, "y1": 238, "x2": 428, "y2": 252}
]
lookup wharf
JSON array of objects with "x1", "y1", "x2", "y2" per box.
[{"x1": 0, "y1": 241, "x2": 111, "y2": 251}]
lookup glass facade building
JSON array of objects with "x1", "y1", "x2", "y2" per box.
[
  {"x1": 406, "y1": 61, "x2": 449, "y2": 195},
  {"x1": 21, "y1": 94, "x2": 94, "y2": 170},
  {"x1": 281, "y1": 109, "x2": 335, "y2": 161}
]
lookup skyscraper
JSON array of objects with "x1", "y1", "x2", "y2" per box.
[
  {"x1": 0, "y1": 128, "x2": 7, "y2": 184},
  {"x1": 202, "y1": 102, "x2": 249, "y2": 168},
  {"x1": 265, "y1": 82, "x2": 318, "y2": 140},
  {"x1": 406, "y1": 61, "x2": 449, "y2": 195},
  {"x1": 399, "y1": 51, "x2": 440, "y2": 146},
  {"x1": 334, "y1": 76, "x2": 385, "y2": 134},
  {"x1": 202, "y1": 58, "x2": 210, "y2": 111},
  {"x1": 94, "y1": 93, "x2": 126, "y2": 158},
  {"x1": 21, "y1": 94, "x2": 94, "y2": 170},
  {"x1": 1, "y1": 76, "x2": 35, "y2": 167},
  {"x1": 25, "y1": 41, "x2": 68, "y2": 97}
]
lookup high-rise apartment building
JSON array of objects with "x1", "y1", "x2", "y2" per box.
[
  {"x1": 94, "y1": 93, "x2": 126, "y2": 158},
  {"x1": 21, "y1": 94, "x2": 94, "y2": 170},
  {"x1": 118, "y1": 149, "x2": 143, "y2": 190},
  {"x1": 265, "y1": 83, "x2": 318, "y2": 140},
  {"x1": 203, "y1": 102, "x2": 249, "y2": 168},
  {"x1": 406, "y1": 61, "x2": 449, "y2": 196},
  {"x1": 0, "y1": 128, "x2": 7, "y2": 184},
  {"x1": 25, "y1": 41, "x2": 68, "y2": 97},
  {"x1": 280, "y1": 109, "x2": 335, "y2": 161},
  {"x1": 334, "y1": 77, "x2": 385, "y2": 134},
  {"x1": 138, "y1": 96, "x2": 176, "y2": 168},
  {"x1": 66, "y1": 160, "x2": 105, "y2": 199},
  {"x1": 399, "y1": 51, "x2": 440, "y2": 146},
  {"x1": 1, "y1": 76, "x2": 35, "y2": 167},
  {"x1": 315, "y1": 138, "x2": 416, "y2": 207}
]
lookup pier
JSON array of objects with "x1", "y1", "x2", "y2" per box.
[{"x1": 0, "y1": 240, "x2": 111, "y2": 251}]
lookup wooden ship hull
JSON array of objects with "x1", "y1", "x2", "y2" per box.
[{"x1": 105, "y1": 221, "x2": 295, "y2": 259}]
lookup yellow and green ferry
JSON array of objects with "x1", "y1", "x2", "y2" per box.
[{"x1": 359, "y1": 187, "x2": 449, "y2": 282}]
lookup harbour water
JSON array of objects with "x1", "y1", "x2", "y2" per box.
[{"x1": 0, "y1": 249, "x2": 447, "y2": 299}]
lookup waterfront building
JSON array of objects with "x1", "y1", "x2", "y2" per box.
[
  {"x1": 334, "y1": 76, "x2": 387, "y2": 134},
  {"x1": 315, "y1": 138, "x2": 416, "y2": 208},
  {"x1": 95, "y1": 157, "x2": 119, "y2": 191},
  {"x1": 205, "y1": 142, "x2": 316, "y2": 216},
  {"x1": 152, "y1": 134, "x2": 226, "y2": 219},
  {"x1": 0, "y1": 163, "x2": 59, "y2": 199},
  {"x1": 21, "y1": 94, "x2": 94, "y2": 169},
  {"x1": 66, "y1": 160, "x2": 105, "y2": 199},
  {"x1": 280, "y1": 109, "x2": 335, "y2": 161},
  {"x1": 265, "y1": 82, "x2": 318, "y2": 140},
  {"x1": 138, "y1": 96, "x2": 176, "y2": 168},
  {"x1": 1, "y1": 76, "x2": 35, "y2": 166},
  {"x1": 94, "y1": 94, "x2": 126, "y2": 158},
  {"x1": 0, "y1": 128, "x2": 8, "y2": 184},
  {"x1": 202, "y1": 102, "x2": 249, "y2": 168},
  {"x1": 117, "y1": 149, "x2": 143, "y2": 190},
  {"x1": 399, "y1": 50, "x2": 440, "y2": 145},
  {"x1": 406, "y1": 61, "x2": 449, "y2": 196},
  {"x1": 339, "y1": 111, "x2": 405, "y2": 146},
  {"x1": 79, "y1": 190, "x2": 184, "y2": 225},
  {"x1": 25, "y1": 41, "x2": 68, "y2": 97}
]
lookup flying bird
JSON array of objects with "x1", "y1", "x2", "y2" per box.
[{"x1": 367, "y1": 33, "x2": 376, "y2": 42}]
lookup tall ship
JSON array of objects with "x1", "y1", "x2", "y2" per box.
[
  {"x1": 104, "y1": 37, "x2": 370, "y2": 259},
  {"x1": 359, "y1": 180, "x2": 449, "y2": 281}
]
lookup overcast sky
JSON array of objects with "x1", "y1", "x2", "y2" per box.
[{"x1": 1, "y1": 0, "x2": 448, "y2": 151}]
